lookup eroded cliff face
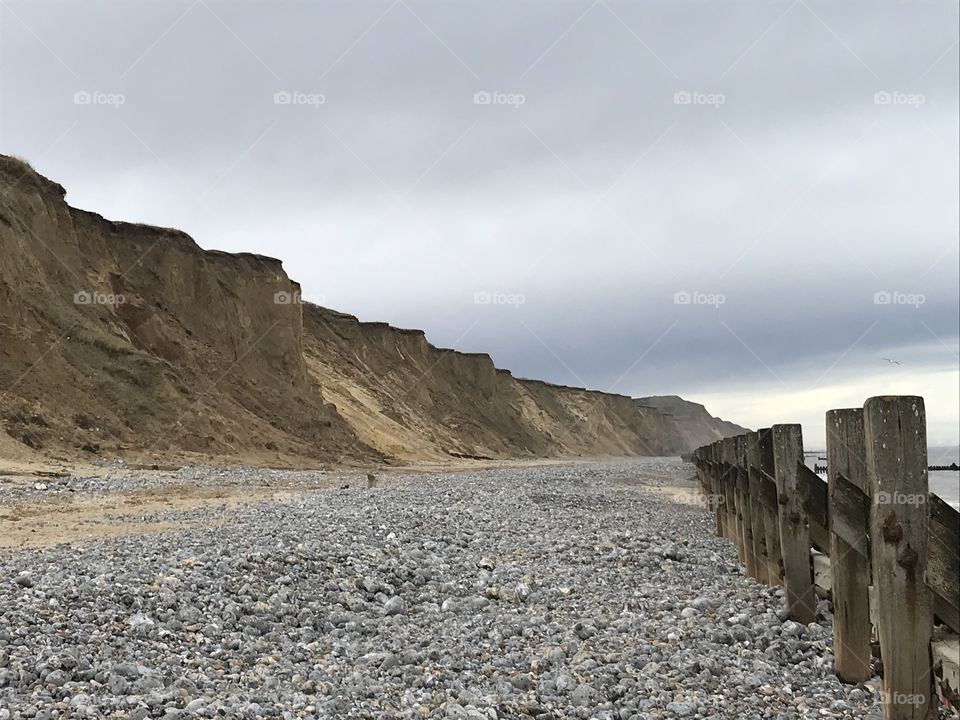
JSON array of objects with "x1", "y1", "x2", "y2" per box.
[
  {"x1": 0, "y1": 155, "x2": 374, "y2": 464},
  {"x1": 301, "y1": 305, "x2": 690, "y2": 461},
  {"x1": 635, "y1": 395, "x2": 749, "y2": 450},
  {"x1": 0, "y1": 155, "x2": 740, "y2": 466},
  {"x1": 303, "y1": 306, "x2": 549, "y2": 461}
]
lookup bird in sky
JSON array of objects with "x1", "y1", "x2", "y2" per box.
[{"x1": 882, "y1": 357, "x2": 901, "y2": 365}]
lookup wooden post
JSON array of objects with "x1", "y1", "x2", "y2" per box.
[
  {"x1": 710, "y1": 442, "x2": 724, "y2": 537},
  {"x1": 718, "y1": 440, "x2": 729, "y2": 539},
  {"x1": 735, "y1": 434, "x2": 759, "y2": 578},
  {"x1": 825, "y1": 408, "x2": 872, "y2": 684},
  {"x1": 692, "y1": 448, "x2": 703, "y2": 492},
  {"x1": 694, "y1": 447, "x2": 710, "y2": 514},
  {"x1": 746, "y1": 431, "x2": 771, "y2": 585},
  {"x1": 772, "y1": 423, "x2": 816, "y2": 624},
  {"x1": 722, "y1": 437, "x2": 743, "y2": 561},
  {"x1": 864, "y1": 396, "x2": 934, "y2": 720},
  {"x1": 757, "y1": 428, "x2": 783, "y2": 585},
  {"x1": 717, "y1": 440, "x2": 728, "y2": 541},
  {"x1": 700, "y1": 444, "x2": 708, "y2": 487}
]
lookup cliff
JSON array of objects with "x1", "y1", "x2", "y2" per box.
[
  {"x1": 0, "y1": 155, "x2": 375, "y2": 464},
  {"x1": 635, "y1": 395, "x2": 749, "y2": 451},
  {"x1": 0, "y1": 155, "x2": 742, "y2": 466},
  {"x1": 302, "y1": 306, "x2": 687, "y2": 461}
]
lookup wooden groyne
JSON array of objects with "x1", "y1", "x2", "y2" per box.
[{"x1": 691, "y1": 396, "x2": 959, "y2": 719}]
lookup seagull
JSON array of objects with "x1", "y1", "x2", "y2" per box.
[{"x1": 882, "y1": 357, "x2": 901, "y2": 365}]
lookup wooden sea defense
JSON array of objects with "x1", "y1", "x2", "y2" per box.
[
  {"x1": 772, "y1": 424, "x2": 816, "y2": 624},
  {"x1": 734, "y1": 434, "x2": 759, "y2": 578},
  {"x1": 756, "y1": 428, "x2": 783, "y2": 585},
  {"x1": 825, "y1": 407, "x2": 872, "y2": 684},
  {"x1": 864, "y1": 396, "x2": 934, "y2": 720},
  {"x1": 722, "y1": 437, "x2": 743, "y2": 562},
  {"x1": 745, "y1": 431, "x2": 771, "y2": 585}
]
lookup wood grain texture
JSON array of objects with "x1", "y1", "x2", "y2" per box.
[
  {"x1": 864, "y1": 396, "x2": 933, "y2": 720},
  {"x1": 772, "y1": 424, "x2": 816, "y2": 624},
  {"x1": 826, "y1": 407, "x2": 872, "y2": 684}
]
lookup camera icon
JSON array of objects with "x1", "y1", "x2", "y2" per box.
[
  {"x1": 873, "y1": 91, "x2": 892, "y2": 105},
  {"x1": 673, "y1": 91, "x2": 692, "y2": 105},
  {"x1": 873, "y1": 290, "x2": 892, "y2": 305},
  {"x1": 273, "y1": 91, "x2": 292, "y2": 105},
  {"x1": 875, "y1": 491, "x2": 891, "y2": 505},
  {"x1": 73, "y1": 291, "x2": 92, "y2": 305},
  {"x1": 473, "y1": 91, "x2": 492, "y2": 106},
  {"x1": 273, "y1": 290, "x2": 299, "y2": 305},
  {"x1": 73, "y1": 91, "x2": 92, "y2": 105},
  {"x1": 673, "y1": 290, "x2": 691, "y2": 305},
  {"x1": 473, "y1": 290, "x2": 491, "y2": 305}
]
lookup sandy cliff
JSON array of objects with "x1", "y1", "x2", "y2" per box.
[
  {"x1": 302, "y1": 306, "x2": 687, "y2": 461},
  {"x1": 0, "y1": 155, "x2": 743, "y2": 466},
  {"x1": 635, "y1": 395, "x2": 749, "y2": 450},
  {"x1": 0, "y1": 155, "x2": 374, "y2": 465}
]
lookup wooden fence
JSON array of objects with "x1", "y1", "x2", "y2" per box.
[{"x1": 691, "y1": 396, "x2": 959, "y2": 720}]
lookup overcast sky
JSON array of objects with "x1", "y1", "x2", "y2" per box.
[{"x1": 2, "y1": 0, "x2": 958, "y2": 447}]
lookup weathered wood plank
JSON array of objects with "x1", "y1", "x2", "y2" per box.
[
  {"x1": 722, "y1": 437, "x2": 742, "y2": 559},
  {"x1": 927, "y1": 492, "x2": 960, "y2": 634},
  {"x1": 746, "y1": 431, "x2": 771, "y2": 585},
  {"x1": 934, "y1": 594, "x2": 960, "y2": 639},
  {"x1": 830, "y1": 473, "x2": 871, "y2": 559},
  {"x1": 799, "y1": 463, "x2": 830, "y2": 552},
  {"x1": 772, "y1": 424, "x2": 816, "y2": 624},
  {"x1": 710, "y1": 444, "x2": 725, "y2": 537},
  {"x1": 864, "y1": 395, "x2": 934, "y2": 720},
  {"x1": 825, "y1": 407, "x2": 872, "y2": 684},
  {"x1": 735, "y1": 434, "x2": 759, "y2": 578},
  {"x1": 692, "y1": 448, "x2": 703, "y2": 489},
  {"x1": 757, "y1": 428, "x2": 783, "y2": 585}
]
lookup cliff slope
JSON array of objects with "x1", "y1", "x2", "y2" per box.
[
  {"x1": 0, "y1": 155, "x2": 376, "y2": 465},
  {"x1": 0, "y1": 155, "x2": 742, "y2": 466},
  {"x1": 302, "y1": 306, "x2": 685, "y2": 462},
  {"x1": 635, "y1": 395, "x2": 749, "y2": 451}
]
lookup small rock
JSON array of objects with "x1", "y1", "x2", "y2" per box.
[{"x1": 384, "y1": 596, "x2": 406, "y2": 616}]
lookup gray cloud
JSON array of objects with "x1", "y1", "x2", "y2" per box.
[{"x1": 3, "y1": 0, "x2": 958, "y2": 444}]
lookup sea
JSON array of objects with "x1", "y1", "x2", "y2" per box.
[{"x1": 805, "y1": 445, "x2": 959, "y2": 509}]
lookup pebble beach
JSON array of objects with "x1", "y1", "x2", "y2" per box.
[{"x1": 0, "y1": 459, "x2": 930, "y2": 719}]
